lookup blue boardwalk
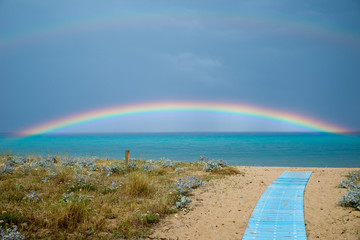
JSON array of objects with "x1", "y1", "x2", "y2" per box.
[{"x1": 243, "y1": 171, "x2": 312, "y2": 240}]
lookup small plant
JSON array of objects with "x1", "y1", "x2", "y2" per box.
[
  {"x1": 19, "y1": 164, "x2": 32, "y2": 174},
  {"x1": 41, "y1": 177, "x2": 49, "y2": 183},
  {"x1": 201, "y1": 157, "x2": 229, "y2": 172},
  {"x1": 70, "y1": 173, "x2": 95, "y2": 191},
  {"x1": 198, "y1": 155, "x2": 210, "y2": 164},
  {"x1": 0, "y1": 225, "x2": 25, "y2": 240},
  {"x1": 31, "y1": 159, "x2": 55, "y2": 169},
  {"x1": 217, "y1": 159, "x2": 228, "y2": 167},
  {"x1": 142, "y1": 162, "x2": 158, "y2": 173},
  {"x1": 23, "y1": 191, "x2": 40, "y2": 202},
  {"x1": 89, "y1": 164, "x2": 97, "y2": 171},
  {"x1": 175, "y1": 167, "x2": 182, "y2": 173},
  {"x1": 140, "y1": 212, "x2": 160, "y2": 225},
  {"x1": 47, "y1": 156, "x2": 57, "y2": 163},
  {"x1": 339, "y1": 170, "x2": 360, "y2": 210},
  {"x1": 4, "y1": 156, "x2": 27, "y2": 167},
  {"x1": 0, "y1": 165, "x2": 14, "y2": 175},
  {"x1": 176, "y1": 196, "x2": 191, "y2": 209},
  {"x1": 60, "y1": 192, "x2": 74, "y2": 203},
  {"x1": 159, "y1": 158, "x2": 175, "y2": 168},
  {"x1": 127, "y1": 161, "x2": 138, "y2": 170},
  {"x1": 103, "y1": 181, "x2": 119, "y2": 194},
  {"x1": 61, "y1": 157, "x2": 97, "y2": 169},
  {"x1": 176, "y1": 196, "x2": 191, "y2": 208},
  {"x1": 204, "y1": 161, "x2": 218, "y2": 172},
  {"x1": 61, "y1": 157, "x2": 77, "y2": 166},
  {"x1": 74, "y1": 173, "x2": 87, "y2": 184},
  {"x1": 339, "y1": 187, "x2": 360, "y2": 210},
  {"x1": 59, "y1": 192, "x2": 93, "y2": 204},
  {"x1": 103, "y1": 163, "x2": 125, "y2": 176},
  {"x1": 339, "y1": 171, "x2": 360, "y2": 189},
  {"x1": 174, "y1": 176, "x2": 204, "y2": 195}
]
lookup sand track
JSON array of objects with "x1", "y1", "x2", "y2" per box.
[{"x1": 151, "y1": 167, "x2": 360, "y2": 240}]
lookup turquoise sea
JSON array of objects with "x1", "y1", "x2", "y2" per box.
[{"x1": 0, "y1": 133, "x2": 359, "y2": 167}]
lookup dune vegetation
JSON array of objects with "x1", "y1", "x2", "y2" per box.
[
  {"x1": 0, "y1": 154, "x2": 241, "y2": 239},
  {"x1": 338, "y1": 170, "x2": 360, "y2": 210}
]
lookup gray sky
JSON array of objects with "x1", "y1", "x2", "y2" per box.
[{"x1": 1, "y1": 0, "x2": 360, "y2": 133}]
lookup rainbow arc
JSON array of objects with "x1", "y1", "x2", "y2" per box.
[{"x1": 17, "y1": 102, "x2": 349, "y2": 136}]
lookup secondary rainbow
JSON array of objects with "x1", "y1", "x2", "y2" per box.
[
  {"x1": 17, "y1": 102, "x2": 348, "y2": 136},
  {"x1": 1, "y1": 11, "x2": 360, "y2": 50}
]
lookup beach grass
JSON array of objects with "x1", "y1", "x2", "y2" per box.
[{"x1": 0, "y1": 154, "x2": 241, "y2": 239}]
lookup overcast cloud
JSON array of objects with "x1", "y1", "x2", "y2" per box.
[{"x1": 1, "y1": 0, "x2": 359, "y2": 133}]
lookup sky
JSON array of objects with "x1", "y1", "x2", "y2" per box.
[{"x1": 1, "y1": 0, "x2": 360, "y2": 133}]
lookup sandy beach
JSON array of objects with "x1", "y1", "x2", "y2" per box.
[{"x1": 151, "y1": 167, "x2": 360, "y2": 240}]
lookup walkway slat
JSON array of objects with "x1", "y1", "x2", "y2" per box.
[{"x1": 242, "y1": 171, "x2": 312, "y2": 240}]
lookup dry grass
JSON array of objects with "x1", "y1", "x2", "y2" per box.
[
  {"x1": 0, "y1": 155, "x2": 243, "y2": 239},
  {"x1": 124, "y1": 172, "x2": 154, "y2": 198},
  {"x1": 210, "y1": 166, "x2": 243, "y2": 175}
]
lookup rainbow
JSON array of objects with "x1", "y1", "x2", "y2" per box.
[
  {"x1": 1, "y1": 11, "x2": 360, "y2": 50},
  {"x1": 17, "y1": 101, "x2": 349, "y2": 136}
]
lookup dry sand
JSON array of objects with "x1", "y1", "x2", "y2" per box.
[{"x1": 151, "y1": 167, "x2": 360, "y2": 240}]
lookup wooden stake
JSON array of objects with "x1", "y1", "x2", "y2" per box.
[{"x1": 125, "y1": 150, "x2": 130, "y2": 166}]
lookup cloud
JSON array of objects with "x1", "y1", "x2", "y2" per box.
[{"x1": 164, "y1": 52, "x2": 224, "y2": 85}]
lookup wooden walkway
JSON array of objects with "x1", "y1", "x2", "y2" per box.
[{"x1": 243, "y1": 171, "x2": 312, "y2": 240}]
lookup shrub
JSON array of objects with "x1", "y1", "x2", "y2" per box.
[
  {"x1": 204, "y1": 161, "x2": 218, "y2": 172},
  {"x1": 103, "y1": 181, "x2": 119, "y2": 194},
  {"x1": 61, "y1": 157, "x2": 77, "y2": 166},
  {"x1": 103, "y1": 163, "x2": 125, "y2": 176},
  {"x1": 60, "y1": 192, "x2": 75, "y2": 203},
  {"x1": 0, "y1": 225, "x2": 25, "y2": 240},
  {"x1": 4, "y1": 156, "x2": 27, "y2": 167},
  {"x1": 70, "y1": 173, "x2": 95, "y2": 191},
  {"x1": 339, "y1": 170, "x2": 360, "y2": 210},
  {"x1": 339, "y1": 187, "x2": 360, "y2": 210},
  {"x1": 202, "y1": 158, "x2": 229, "y2": 172},
  {"x1": 198, "y1": 156, "x2": 210, "y2": 164},
  {"x1": 176, "y1": 196, "x2": 191, "y2": 209},
  {"x1": 23, "y1": 191, "x2": 40, "y2": 202},
  {"x1": 159, "y1": 158, "x2": 175, "y2": 168},
  {"x1": 60, "y1": 192, "x2": 92, "y2": 204},
  {"x1": 339, "y1": 170, "x2": 360, "y2": 189},
  {"x1": 217, "y1": 159, "x2": 228, "y2": 167},
  {"x1": 174, "y1": 176, "x2": 204, "y2": 195},
  {"x1": 0, "y1": 165, "x2": 14, "y2": 175},
  {"x1": 127, "y1": 161, "x2": 138, "y2": 170},
  {"x1": 47, "y1": 156, "x2": 57, "y2": 163},
  {"x1": 142, "y1": 162, "x2": 158, "y2": 173},
  {"x1": 89, "y1": 164, "x2": 97, "y2": 171},
  {"x1": 61, "y1": 157, "x2": 97, "y2": 169},
  {"x1": 31, "y1": 159, "x2": 55, "y2": 169}
]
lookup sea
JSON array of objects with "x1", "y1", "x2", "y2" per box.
[{"x1": 0, "y1": 132, "x2": 359, "y2": 168}]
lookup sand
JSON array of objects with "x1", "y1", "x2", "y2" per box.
[{"x1": 151, "y1": 167, "x2": 360, "y2": 240}]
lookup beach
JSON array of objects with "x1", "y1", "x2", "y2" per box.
[{"x1": 151, "y1": 167, "x2": 360, "y2": 240}]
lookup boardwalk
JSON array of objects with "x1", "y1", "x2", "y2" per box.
[{"x1": 243, "y1": 171, "x2": 312, "y2": 240}]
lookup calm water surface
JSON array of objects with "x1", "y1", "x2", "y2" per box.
[{"x1": 0, "y1": 132, "x2": 359, "y2": 167}]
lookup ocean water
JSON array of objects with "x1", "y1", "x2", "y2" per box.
[{"x1": 0, "y1": 132, "x2": 359, "y2": 167}]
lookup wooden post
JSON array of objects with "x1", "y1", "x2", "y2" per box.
[{"x1": 125, "y1": 150, "x2": 130, "y2": 166}]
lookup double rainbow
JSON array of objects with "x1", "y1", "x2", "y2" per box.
[
  {"x1": 1, "y1": 10, "x2": 360, "y2": 50},
  {"x1": 17, "y1": 101, "x2": 348, "y2": 136}
]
